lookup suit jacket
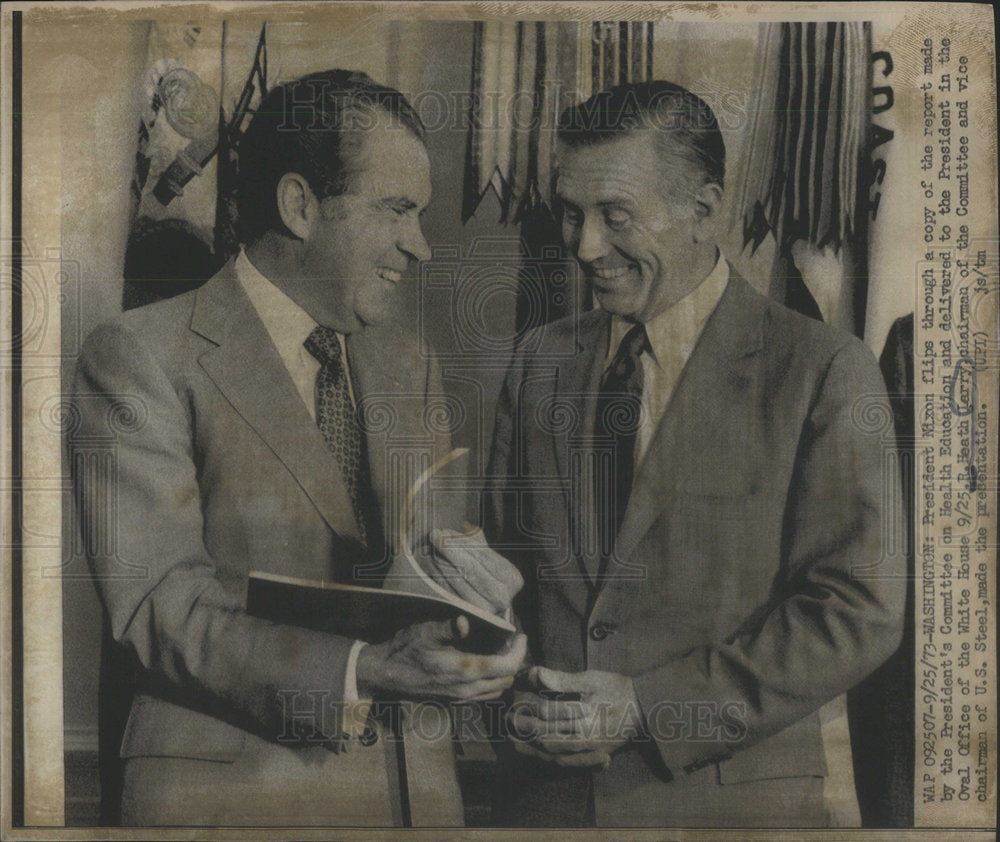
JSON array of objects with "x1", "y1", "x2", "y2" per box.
[
  {"x1": 72, "y1": 261, "x2": 460, "y2": 826},
  {"x1": 487, "y1": 273, "x2": 905, "y2": 826}
]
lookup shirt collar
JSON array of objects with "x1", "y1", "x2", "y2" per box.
[
  {"x1": 234, "y1": 248, "x2": 320, "y2": 360},
  {"x1": 608, "y1": 252, "x2": 730, "y2": 367}
]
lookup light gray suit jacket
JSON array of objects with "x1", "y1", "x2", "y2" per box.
[
  {"x1": 488, "y1": 273, "x2": 905, "y2": 826},
  {"x1": 72, "y1": 261, "x2": 459, "y2": 826}
]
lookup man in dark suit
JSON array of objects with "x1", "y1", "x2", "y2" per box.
[
  {"x1": 481, "y1": 81, "x2": 905, "y2": 826},
  {"x1": 72, "y1": 69, "x2": 524, "y2": 826}
]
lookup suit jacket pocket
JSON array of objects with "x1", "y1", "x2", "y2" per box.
[
  {"x1": 120, "y1": 694, "x2": 246, "y2": 762},
  {"x1": 717, "y1": 714, "x2": 827, "y2": 784}
]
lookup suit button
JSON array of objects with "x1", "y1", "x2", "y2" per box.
[
  {"x1": 590, "y1": 623, "x2": 610, "y2": 641},
  {"x1": 359, "y1": 725, "x2": 379, "y2": 747}
]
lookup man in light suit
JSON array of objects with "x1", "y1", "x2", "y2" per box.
[
  {"x1": 481, "y1": 81, "x2": 905, "y2": 826},
  {"x1": 72, "y1": 69, "x2": 524, "y2": 827}
]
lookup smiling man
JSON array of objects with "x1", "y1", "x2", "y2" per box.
[
  {"x1": 71, "y1": 69, "x2": 525, "y2": 827},
  {"x1": 483, "y1": 81, "x2": 905, "y2": 826}
]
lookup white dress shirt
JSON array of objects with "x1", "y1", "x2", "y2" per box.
[
  {"x1": 235, "y1": 250, "x2": 368, "y2": 711},
  {"x1": 606, "y1": 252, "x2": 730, "y2": 465}
]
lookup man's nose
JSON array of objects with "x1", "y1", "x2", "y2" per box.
[
  {"x1": 401, "y1": 219, "x2": 431, "y2": 263},
  {"x1": 575, "y1": 218, "x2": 609, "y2": 264}
]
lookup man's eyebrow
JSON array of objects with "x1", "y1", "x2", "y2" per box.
[
  {"x1": 554, "y1": 196, "x2": 632, "y2": 210},
  {"x1": 378, "y1": 196, "x2": 419, "y2": 209}
]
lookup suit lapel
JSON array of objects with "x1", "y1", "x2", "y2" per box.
[
  {"x1": 190, "y1": 263, "x2": 362, "y2": 542},
  {"x1": 345, "y1": 325, "x2": 420, "y2": 512},
  {"x1": 549, "y1": 310, "x2": 609, "y2": 585},
  {"x1": 553, "y1": 309, "x2": 608, "y2": 486},
  {"x1": 609, "y1": 274, "x2": 766, "y2": 576}
]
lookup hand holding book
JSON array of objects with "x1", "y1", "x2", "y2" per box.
[
  {"x1": 355, "y1": 616, "x2": 527, "y2": 702},
  {"x1": 423, "y1": 526, "x2": 523, "y2": 620}
]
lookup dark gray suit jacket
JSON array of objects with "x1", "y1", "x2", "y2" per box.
[{"x1": 488, "y1": 273, "x2": 905, "y2": 826}]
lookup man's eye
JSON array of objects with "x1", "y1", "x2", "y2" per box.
[
  {"x1": 380, "y1": 200, "x2": 411, "y2": 216},
  {"x1": 604, "y1": 211, "x2": 630, "y2": 230},
  {"x1": 562, "y1": 209, "x2": 582, "y2": 226}
]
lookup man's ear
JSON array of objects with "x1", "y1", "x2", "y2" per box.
[
  {"x1": 275, "y1": 172, "x2": 315, "y2": 241},
  {"x1": 692, "y1": 182, "x2": 724, "y2": 243}
]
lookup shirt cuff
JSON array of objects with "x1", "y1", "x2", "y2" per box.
[
  {"x1": 344, "y1": 640, "x2": 367, "y2": 702},
  {"x1": 341, "y1": 640, "x2": 372, "y2": 741}
]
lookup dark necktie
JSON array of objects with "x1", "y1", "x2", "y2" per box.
[
  {"x1": 304, "y1": 326, "x2": 383, "y2": 570},
  {"x1": 594, "y1": 322, "x2": 650, "y2": 562}
]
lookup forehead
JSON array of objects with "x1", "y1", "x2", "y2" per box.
[
  {"x1": 346, "y1": 122, "x2": 431, "y2": 201},
  {"x1": 555, "y1": 131, "x2": 663, "y2": 203}
]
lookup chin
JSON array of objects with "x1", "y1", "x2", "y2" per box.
[
  {"x1": 595, "y1": 291, "x2": 641, "y2": 319},
  {"x1": 358, "y1": 307, "x2": 392, "y2": 328}
]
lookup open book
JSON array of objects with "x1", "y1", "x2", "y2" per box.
[{"x1": 247, "y1": 448, "x2": 516, "y2": 653}]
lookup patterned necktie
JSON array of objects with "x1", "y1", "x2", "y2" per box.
[
  {"x1": 304, "y1": 326, "x2": 383, "y2": 567},
  {"x1": 594, "y1": 322, "x2": 651, "y2": 563}
]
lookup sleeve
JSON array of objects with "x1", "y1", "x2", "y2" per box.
[
  {"x1": 72, "y1": 323, "x2": 358, "y2": 749},
  {"x1": 631, "y1": 339, "x2": 907, "y2": 776}
]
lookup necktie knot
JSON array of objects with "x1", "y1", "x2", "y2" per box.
[
  {"x1": 605, "y1": 322, "x2": 650, "y2": 384},
  {"x1": 304, "y1": 325, "x2": 343, "y2": 368},
  {"x1": 620, "y1": 322, "x2": 651, "y2": 362}
]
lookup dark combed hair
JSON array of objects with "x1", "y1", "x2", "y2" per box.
[
  {"x1": 237, "y1": 69, "x2": 425, "y2": 244},
  {"x1": 556, "y1": 80, "x2": 725, "y2": 191}
]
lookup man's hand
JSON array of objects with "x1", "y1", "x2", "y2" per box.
[
  {"x1": 425, "y1": 526, "x2": 523, "y2": 616},
  {"x1": 356, "y1": 615, "x2": 527, "y2": 701},
  {"x1": 507, "y1": 666, "x2": 643, "y2": 768}
]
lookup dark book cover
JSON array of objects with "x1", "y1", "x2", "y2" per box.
[{"x1": 246, "y1": 571, "x2": 515, "y2": 654}]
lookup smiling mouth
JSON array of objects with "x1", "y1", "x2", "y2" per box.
[
  {"x1": 376, "y1": 268, "x2": 403, "y2": 284},
  {"x1": 591, "y1": 264, "x2": 637, "y2": 285}
]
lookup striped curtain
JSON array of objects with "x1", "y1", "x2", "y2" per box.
[
  {"x1": 586, "y1": 21, "x2": 655, "y2": 98},
  {"x1": 736, "y1": 22, "x2": 872, "y2": 336},
  {"x1": 462, "y1": 21, "x2": 654, "y2": 223},
  {"x1": 738, "y1": 22, "x2": 870, "y2": 256},
  {"x1": 462, "y1": 21, "x2": 653, "y2": 329}
]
